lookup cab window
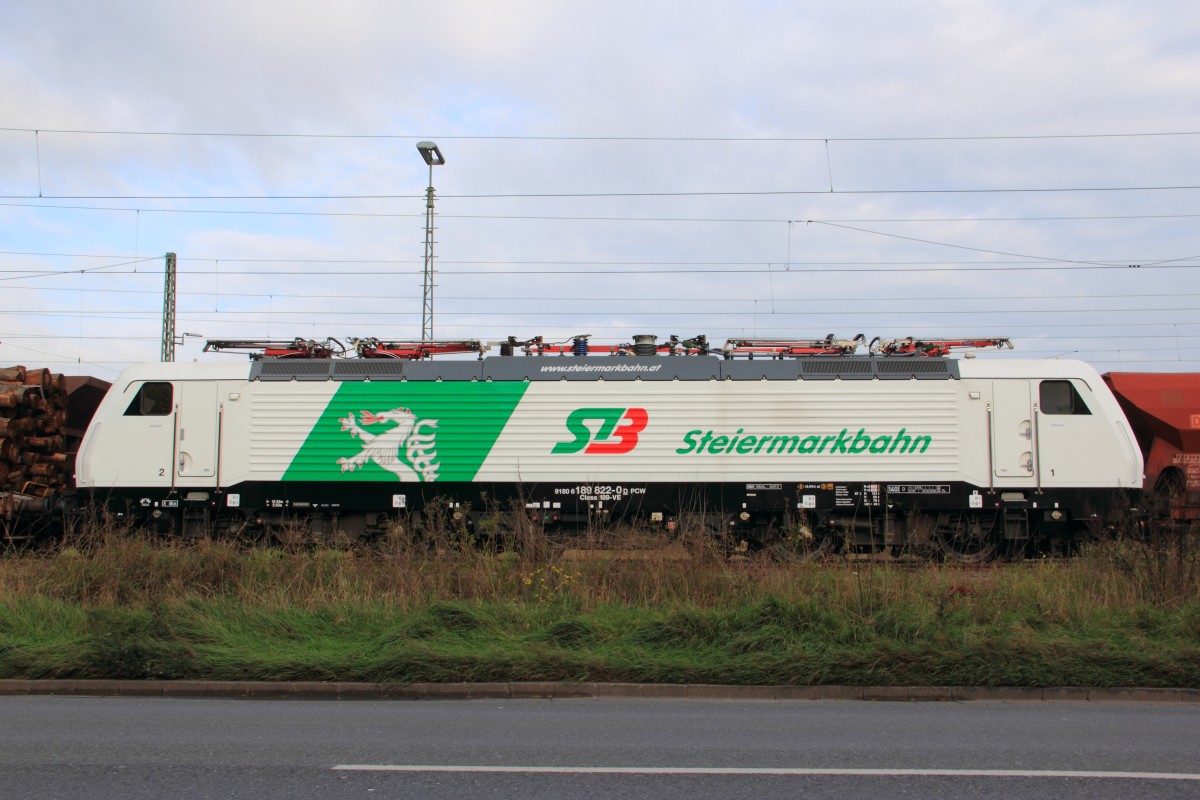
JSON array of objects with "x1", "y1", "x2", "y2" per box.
[
  {"x1": 1040, "y1": 380, "x2": 1090, "y2": 416},
  {"x1": 124, "y1": 382, "x2": 173, "y2": 416}
]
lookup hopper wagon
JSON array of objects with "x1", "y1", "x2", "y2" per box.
[{"x1": 1103, "y1": 372, "x2": 1200, "y2": 522}]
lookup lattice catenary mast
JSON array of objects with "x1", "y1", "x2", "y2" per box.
[{"x1": 160, "y1": 252, "x2": 177, "y2": 362}]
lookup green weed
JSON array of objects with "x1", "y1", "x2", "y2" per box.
[{"x1": 0, "y1": 519, "x2": 1197, "y2": 686}]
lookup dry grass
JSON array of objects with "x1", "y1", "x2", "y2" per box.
[
  {"x1": 1, "y1": 514, "x2": 1197, "y2": 686},
  {"x1": 2, "y1": 512, "x2": 1197, "y2": 611}
]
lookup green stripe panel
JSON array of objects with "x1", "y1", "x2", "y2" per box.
[{"x1": 283, "y1": 382, "x2": 528, "y2": 483}]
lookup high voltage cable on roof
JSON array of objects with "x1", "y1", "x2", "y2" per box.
[
  {"x1": 5, "y1": 332, "x2": 1196, "y2": 342},
  {"x1": 13, "y1": 359, "x2": 1199, "y2": 368}
]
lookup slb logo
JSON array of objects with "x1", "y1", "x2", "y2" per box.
[{"x1": 552, "y1": 407, "x2": 648, "y2": 454}]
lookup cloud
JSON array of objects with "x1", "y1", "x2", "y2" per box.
[{"x1": 1, "y1": 0, "x2": 1198, "y2": 373}]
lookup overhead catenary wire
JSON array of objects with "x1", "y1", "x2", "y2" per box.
[
  {"x1": 8, "y1": 307, "x2": 1199, "y2": 319},
  {"x1": 5, "y1": 283, "x2": 1199, "y2": 304},
  {"x1": 2, "y1": 126, "x2": 1195, "y2": 372},
  {"x1": 7, "y1": 200, "x2": 1200, "y2": 224},
  {"x1": 805, "y1": 220, "x2": 1198, "y2": 269},
  {"x1": 5, "y1": 184, "x2": 1200, "y2": 201},
  {"x1": 4, "y1": 250, "x2": 1191, "y2": 266},
  {"x1": 1, "y1": 263, "x2": 1195, "y2": 279},
  {"x1": 0, "y1": 256, "x2": 163, "y2": 283},
  {"x1": 5, "y1": 126, "x2": 1200, "y2": 142}
]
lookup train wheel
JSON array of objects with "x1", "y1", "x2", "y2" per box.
[
  {"x1": 1153, "y1": 468, "x2": 1188, "y2": 527},
  {"x1": 936, "y1": 512, "x2": 999, "y2": 563},
  {"x1": 332, "y1": 514, "x2": 369, "y2": 547},
  {"x1": 214, "y1": 509, "x2": 249, "y2": 540},
  {"x1": 772, "y1": 521, "x2": 839, "y2": 562}
]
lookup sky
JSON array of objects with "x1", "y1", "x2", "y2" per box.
[{"x1": 1, "y1": 0, "x2": 1199, "y2": 377}]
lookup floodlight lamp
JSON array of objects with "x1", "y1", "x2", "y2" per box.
[{"x1": 416, "y1": 141, "x2": 445, "y2": 166}]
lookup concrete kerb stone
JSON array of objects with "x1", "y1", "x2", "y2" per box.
[
  {"x1": 388, "y1": 682, "x2": 438, "y2": 699},
  {"x1": 686, "y1": 684, "x2": 777, "y2": 700},
  {"x1": 774, "y1": 685, "x2": 823, "y2": 701},
  {"x1": 410, "y1": 682, "x2": 492, "y2": 699},
  {"x1": 334, "y1": 682, "x2": 383, "y2": 699},
  {"x1": 201, "y1": 681, "x2": 255, "y2": 698},
  {"x1": 466, "y1": 682, "x2": 512, "y2": 699},
  {"x1": 951, "y1": 686, "x2": 1046, "y2": 702},
  {"x1": 861, "y1": 686, "x2": 960, "y2": 702},
  {"x1": 1041, "y1": 687, "x2": 1092, "y2": 702},
  {"x1": 59, "y1": 680, "x2": 121, "y2": 696},
  {"x1": 0, "y1": 681, "x2": 1197, "y2": 702},
  {"x1": 379, "y1": 683, "x2": 429, "y2": 700},
  {"x1": 33, "y1": 680, "x2": 80, "y2": 695},
  {"x1": 510, "y1": 681, "x2": 597, "y2": 699},
  {"x1": 291, "y1": 681, "x2": 339, "y2": 699},
  {"x1": 106, "y1": 680, "x2": 170, "y2": 697},
  {"x1": 729, "y1": 685, "x2": 780, "y2": 701},
  {"x1": 591, "y1": 683, "x2": 644, "y2": 698},
  {"x1": 1085, "y1": 687, "x2": 1200, "y2": 703},
  {"x1": 244, "y1": 683, "x2": 296, "y2": 700},
  {"x1": 160, "y1": 680, "x2": 211, "y2": 697}
]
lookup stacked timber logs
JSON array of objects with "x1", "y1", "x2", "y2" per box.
[{"x1": 1, "y1": 365, "x2": 72, "y2": 497}]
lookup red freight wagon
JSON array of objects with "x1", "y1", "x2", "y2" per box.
[{"x1": 1103, "y1": 372, "x2": 1200, "y2": 521}]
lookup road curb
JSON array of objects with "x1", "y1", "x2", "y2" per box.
[{"x1": 0, "y1": 679, "x2": 1197, "y2": 703}]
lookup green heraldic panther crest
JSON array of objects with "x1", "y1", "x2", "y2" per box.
[{"x1": 283, "y1": 383, "x2": 528, "y2": 483}]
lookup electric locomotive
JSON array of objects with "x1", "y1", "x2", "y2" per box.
[{"x1": 69, "y1": 334, "x2": 1144, "y2": 560}]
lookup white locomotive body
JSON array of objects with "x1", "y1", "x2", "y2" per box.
[{"x1": 75, "y1": 348, "x2": 1141, "y2": 559}]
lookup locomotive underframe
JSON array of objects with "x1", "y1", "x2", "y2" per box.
[{"x1": 75, "y1": 478, "x2": 1124, "y2": 560}]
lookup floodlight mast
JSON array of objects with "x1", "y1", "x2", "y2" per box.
[{"x1": 416, "y1": 141, "x2": 445, "y2": 342}]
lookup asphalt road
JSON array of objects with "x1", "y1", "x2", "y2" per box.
[{"x1": 2, "y1": 696, "x2": 1199, "y2": 799}]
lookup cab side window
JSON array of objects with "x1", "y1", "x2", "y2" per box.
[
  {"x1": 1040, "y1": 380, "x2": 1091, "y2": 416},
  {"x1": 124, "y1": 382, "x2": 173, "y2": 416}
]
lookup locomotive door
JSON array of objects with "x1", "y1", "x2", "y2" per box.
[
  {"x1": 991, "y1": 381, "x2": 1034, "y2": 479},
  {"x1": 176, "y1": 382, "x2": 218, "y2": 479}
]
